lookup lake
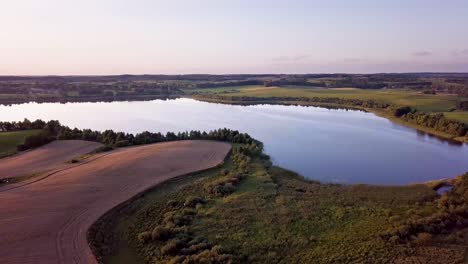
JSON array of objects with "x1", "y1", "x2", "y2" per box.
[{"x1": 0, "y1": 98, "x2": 466, "y2": 185}]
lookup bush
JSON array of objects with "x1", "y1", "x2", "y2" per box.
[
  {"x1": 184, "y1": 196, "x2": 206, "y2": 208},
  {"x1": 161, "y1": 239, "x2": 186, "y2": 256},
  {"x1": 182, "y1": 245, "x2": 233, "y2": 263},
  {"x1": 17, "y1": 131, "x2": 55, "y2": 151},
  {"x1": 393, "y1": 106, "x2": 412, "y2": 117},
  {"x1": 93, "y1": 145, "x2": 114, "y2": 153},
  {"x1": 204, "y1": 172, "x2": 244, "y2": 197},
  {"x1": 414, "y1": 232, "x2": 432, "y2": 245},
  {"x1": 151, "y1": 226, "x2": 175, "y2": 241},
  {"x1": 138, "y1": 231, "x2": 152, "y2": 243},
  {"x1": 166, "y1": 200, "x2": 180, "y2": 208},
  {"x1": 163, "y1": 209, "x2": 196, "y2": 227},
  {"x1": 113, "y1": 140, "x2": 130, "y2": 147}
]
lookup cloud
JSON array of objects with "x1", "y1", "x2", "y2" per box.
[
  {"x1": 272, "y1": 54, "x2": 310, "y2": 62},
  {"x1": 452, "y1": 49, "x2": 468, "y2": 56},
  {"x1": 411, "y1": 51, "x2": 432, "y2": 57}
]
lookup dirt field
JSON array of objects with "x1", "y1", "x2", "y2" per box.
[
  {"x1": 0, "y1": 140, "x2": 103, "y2": 180},
  {"x1": 0, "y1": 140, "x2": 230, "y2": 264}
]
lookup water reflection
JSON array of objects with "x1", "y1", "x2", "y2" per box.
[{"x1": 0, "y1": 98, "x2": 466, "y2": 185}]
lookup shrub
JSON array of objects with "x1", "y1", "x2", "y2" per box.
[
  {"x1": 167, "y1": 255, "x2": 186, "y2": 264},
  {"x1": 93, "y1": 145, "x2": 114, "y2": 153},
  {"x1": 151, "y1": 226, "x2": 175, "y2": 241},
  {"x1": 414, "y1": 232, "x2": 432, "y2": 245},
  {"x1": 138, "y1": 231, "x2": 152, "y2": 243},
  {"x1": 113, "y1": 140, "x2": 130, "y2": 147},
  {"x1": 161, "y1": 239, "x2": 186, "y2": 256},
  {"x1": 184, "y1": 196, "x2": 206, "y2": 208},
  {"x1": 180, "y1": 242, "x2": 210, "y2": 255},
  {"x1": 393, "y1": 106, "x2": 412, "y2": 117},
  {"x1": 182, "y1": 245, "x2": 233, "y2": 263},
  {"x1": 167, "y1": 199, "x2": 180, "y2": 208},
  {"x1": 163, "y1": 209, "x2": 196, "y2": 227},
  {"x1": 17, "y1": 131, "x2": 55, "y2": 151}
]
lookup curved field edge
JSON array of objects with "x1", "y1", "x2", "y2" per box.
[
  {"x1": 0, "y1": 140, "x2": 103, "y2": 184},
  {"x1": 87, "y1": 146, "x2": 233, "y2": 264},
  {"x1": 90, "y1": 143, "x2": 468, "y2": 263}
]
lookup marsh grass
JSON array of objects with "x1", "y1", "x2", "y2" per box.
[{"x1": 92, "y1": 143, "x2": 468, "y2": 264}]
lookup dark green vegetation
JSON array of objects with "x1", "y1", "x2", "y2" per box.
[
  {"x1": 192, "y1": 91, "x2": 468, "y2": 142},
  {"x1": 0, "y1": 129, "x2": 41, "y2": 158},
  {"x1": 91, "y1": 140, "x2": 468, "y2": 263},
  {"x1": 0, "y1": 119, "x2": 258, "y2": 155},
  {"x1": 190, "y1": 86, "x2": 460, "y2": 112},
  {"x1": 1, "y1": 74, "x2": 467, "y2": 135},
  {"x1": 1, "y1": 73, "x2": 467, "y2": 105}
]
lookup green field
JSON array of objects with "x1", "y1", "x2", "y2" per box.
[
  {"x1": 93, "y1": 144, "x2": 468, "y2": 264},
  {"x1": 444, "y1": 112, "x2": 468, "y2": 124},
  {"x1": 0, "y1": 130, "x2": 41, "y2": 158},
  {"x1": 187, "y1": 86, "x2": 463, "y2": 113}
]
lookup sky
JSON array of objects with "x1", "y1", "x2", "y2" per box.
[{"x1": 1, "y1": 0, "x2": 468, "y2": 75}]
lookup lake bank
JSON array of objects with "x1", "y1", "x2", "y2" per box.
[
  {"x1": 92, "y1": 142, "x2": 468, "y2": 263},
  {"x1": 1, "y1": 98, "x2": 466, "y2": 185},
  {"x1": 189, "y1": 95, "x2": 468, "y2": 144}
]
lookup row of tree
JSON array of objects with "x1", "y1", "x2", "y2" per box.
[
  {"x1": 400, "y1": 111, "x2": 467, "y2": 137},
  {"x1": 0, "y1": 119, "x2": 47, "y2": 132},
  {"x1": 195, "y1": 94, "x2": 467, "y2": 138},
  {"x1": 195, "y1": 94, "x2": 391, "y2": 109},
  {"x1": 1, "y1": 119, "x2": 261, "y2": 152}
]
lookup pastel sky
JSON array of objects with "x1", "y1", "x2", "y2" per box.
[{"x1": 1, "y1": 0, "x2": 468, "y2": 75}]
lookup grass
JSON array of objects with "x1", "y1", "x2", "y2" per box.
[
  {"x1": 188, "y1": 85, "x2": 463, "y2": 113},
  {"x1": 187, "y1": 85, "x2": 468, "y2": 141},
  {"x1": 92, "y1": 145, "x2": 468, "y2": 264},
  {"x1": 444, "y1": 112, "x2": 468, "y2": 124},
  {"x1": 0, "y1": 130, "x2": 41, "y2": 158}
]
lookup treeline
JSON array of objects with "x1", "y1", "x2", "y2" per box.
[
  {"x1": 194, "y1": 94, "x2": 391, "y2": 109},
  {"x1": 396, "y1": 108, "x2": 468, "y2": 137},
  {"x1": 264, "y1": 79, "x2": 326, "y2": 87},
  {"x1": 0, "y1": 119, "x2": 47, "y2": 132},
  {"x1": 195, "y1": 94, "x2": 468, "y2": 138},
  {"x1": 0, "y1": 81, "x2": 182, "y2": 106},
  {"x1": 194, "y1": 80, "x2": 262, "y2": 88},
  {"x1": 0, "y1": 119, "x2": 260, "y2": 152}
]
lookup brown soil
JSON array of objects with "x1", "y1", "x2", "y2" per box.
[
  {"x1": 0, "y1": 140, "x2": 103, "y2": 180},
  {"x1": 0, "y1": 140, "x2": 230, "y2": 264}
]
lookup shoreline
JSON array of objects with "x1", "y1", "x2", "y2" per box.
[
  {"x1": 0, "y1": 94, "x2": 180, "y2": 106},
  {"x1": 89, "y1": 143, "x2": 465, "y2": 263},
  {"x1": 188, "y1": 95, "x2": 468, "y2": 144},
  {"x1": 1, "y1": 94, "x2": 465, "y2": 143}
]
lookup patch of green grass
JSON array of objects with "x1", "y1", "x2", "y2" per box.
[
  {"x1": 444, "y1": 112, "x2": 468, "y2": 124},
  {"x1": 182, "y1": 85, "x2": 259, "y2": 95},
  {"x1": 0, "y1": 130, "x2": 41, "y2": 158},
  {"x1": 219, "y1": 86, "x2": 460, "y2": 112}
]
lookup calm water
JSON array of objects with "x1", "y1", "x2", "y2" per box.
[{"x1": 0, "y1": 98, "x2": 466, "y2": 185}]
